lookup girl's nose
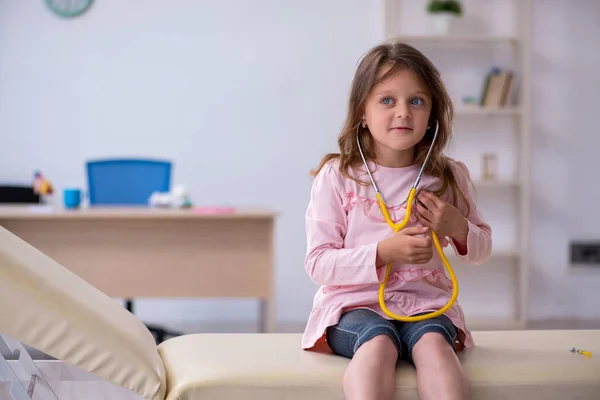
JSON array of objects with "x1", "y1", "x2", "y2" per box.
[{"x1": 395, "y1": 102, "x2": 411, "y2": 119}]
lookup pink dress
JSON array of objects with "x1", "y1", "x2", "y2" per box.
[{"x1": 302, "y1": 158, "x2": 492, "y2": 351}]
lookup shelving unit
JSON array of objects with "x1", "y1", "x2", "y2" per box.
[
  {"x1": 444, "y1": 246, "x2": 521, "y2": 261},
  {"x1": 388, "y1": 34, "x2": 520, "y2": 45},
  {"x1": 473, "y1": 179, "x2": 520, "y2": 188},
  {"x1": 382, "y1": 0, "x2": 531, "y2": 330},
  {"x1": 455, "y1": 106, "x2": 522, "y2": 116}
]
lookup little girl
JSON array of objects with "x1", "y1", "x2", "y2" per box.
[{"x1": 302, "y1": 40, "x2": 492, "y2": 400}]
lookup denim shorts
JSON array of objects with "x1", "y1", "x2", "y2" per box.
[{"x1": 325, "y1": 308, "x2": 457, "y2": 364}]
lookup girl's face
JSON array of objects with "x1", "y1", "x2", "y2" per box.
[{"x1": 363, "y1": 65, "x2": 432, "y2": 167}]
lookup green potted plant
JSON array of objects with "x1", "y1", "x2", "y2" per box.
[{"x1": 426, "y1": 0, "x2": 463, "y2": 35}]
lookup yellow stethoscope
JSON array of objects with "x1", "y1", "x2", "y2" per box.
[{"x1": 356, "y1": 120, "x2": 458, "y2": 322}]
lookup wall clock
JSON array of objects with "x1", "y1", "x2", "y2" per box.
[{"x1": 45, "y1": 0, "x2": 93, "y2": 18}]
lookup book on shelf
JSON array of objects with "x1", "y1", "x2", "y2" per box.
[{"x1": 479, "y1": 67, "x2": 516, "y2": 107}]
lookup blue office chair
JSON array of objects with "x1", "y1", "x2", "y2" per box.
[
  {"x1": 86, "y1": 157, "x2": 181, "y2": 343},
  {"x1": 87, "y1": 158, "x2": 171, "y2": 206}
]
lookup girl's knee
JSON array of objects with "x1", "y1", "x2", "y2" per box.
[
  {"x1": 356, "y1": 334, "x2": 399, "y2": 364},
  {"x1": 412, "y1": 332, "x2": 455, "y2": 358}
]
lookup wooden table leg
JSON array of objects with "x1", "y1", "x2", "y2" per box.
[{"x1": 259, "y1": 297, "x2": 276, "y2": 333}]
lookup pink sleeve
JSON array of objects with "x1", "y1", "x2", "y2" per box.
[
  {"x1": 304, "y1": 163, "x2": 384, "y2": 286},
  {"x1": 448, "y1": 161, "x2": 492, "y2": 265}
]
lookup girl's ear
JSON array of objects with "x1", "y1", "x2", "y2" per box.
[
  {"x1": 427, "y1": 117, "x2": 438, "y2": 129},
  {"x1": 428, "y1": 119, "x2": 439, "y2": 132}
]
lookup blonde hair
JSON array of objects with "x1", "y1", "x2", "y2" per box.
[{"x1": 311, "y1": 40, "x2": 471, "y2": 215}]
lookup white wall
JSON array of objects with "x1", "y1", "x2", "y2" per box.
[
  {"x1": 1, "y1": 0, "x2": 599, "y2": 330},
  {"x1": 0, "y1": 0, "x2": 382, "y2": 329},
  {"x1": 529, "y1": 0, "x2": 600, "y2": 319}
]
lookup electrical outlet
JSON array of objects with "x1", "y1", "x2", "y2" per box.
[{"x1": 570, "y1": 242, "x2": 600, "y2": 266}]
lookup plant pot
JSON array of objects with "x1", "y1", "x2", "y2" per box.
[{"x1": 427, "y1": 13, "x2": 456, "y2": 35}]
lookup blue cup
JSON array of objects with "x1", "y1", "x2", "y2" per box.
[{"x1": 63, "y1": 188, "x2": 82, "y2": 209}]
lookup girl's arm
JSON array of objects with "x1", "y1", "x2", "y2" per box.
[
  {"x1": 448, "y1": 160, "x2": 493, "y2": 264},
  {"x1": 304, "y1": 163, "x2": 385, "y2": 287}
]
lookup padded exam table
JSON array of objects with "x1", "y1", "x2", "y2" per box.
[{"x1": 0, "y1": 225, "x2": 598, "y2": 399}]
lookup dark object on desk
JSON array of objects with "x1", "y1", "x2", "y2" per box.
[
  {"x1": 0, "y1": 185, "x2": 40, "y2": 204},
  {"x1": 86, "y1": 157, "x2": 181, "y2": 344}
]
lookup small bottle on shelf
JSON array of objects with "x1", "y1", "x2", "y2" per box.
[{"x1": 482, "y1": 153, "x2": 498, "y2": 181}]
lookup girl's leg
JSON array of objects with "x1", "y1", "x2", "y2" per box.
[
  {"x1": 411, "y1": 332, "x2": 469, "y2": 400},
  {"x1": 326, "y1": 309, "x2": 402, "y2": 400},
  {"x1": 344, "y1": 334, "x2": 398, "y2": 400},
  {"x1": 396, "y1": 314, "x2": 469, "y2": 400}
]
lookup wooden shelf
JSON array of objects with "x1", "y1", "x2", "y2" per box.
[
  {"x1": 392, "y1": 34, "x2": 519, "y2": 45},
  {"x1": 444, "y1": 247, "x2": 521, "y2": 261},
  {"x1": 488, "y1": 248, "x2": 521, "y2": 258},
  {"x1": 472, "y1": 179, "x2": 520, "y2": 188},
  {"x1": 455, "y1": 106, "x2": 522, "y2": 116}
]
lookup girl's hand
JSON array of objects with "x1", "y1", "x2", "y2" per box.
[
  {"x1": 415, "y1": 191, "x2": 468, "y2": 246},
  {"x1": 377, "y1": 226, "x2": 433, "y2": 265}
]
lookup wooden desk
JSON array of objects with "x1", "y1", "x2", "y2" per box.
[{"x1": 0, "y1": 206, "x2": 278, "y2": 333}]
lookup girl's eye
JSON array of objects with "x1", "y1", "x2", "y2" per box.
[
  {"x1": 381, "y1": 97, "x2": 394, "y2": 105},
  {"x1": 411, "y1": 98, "x2": 424, "y2": 106}
]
